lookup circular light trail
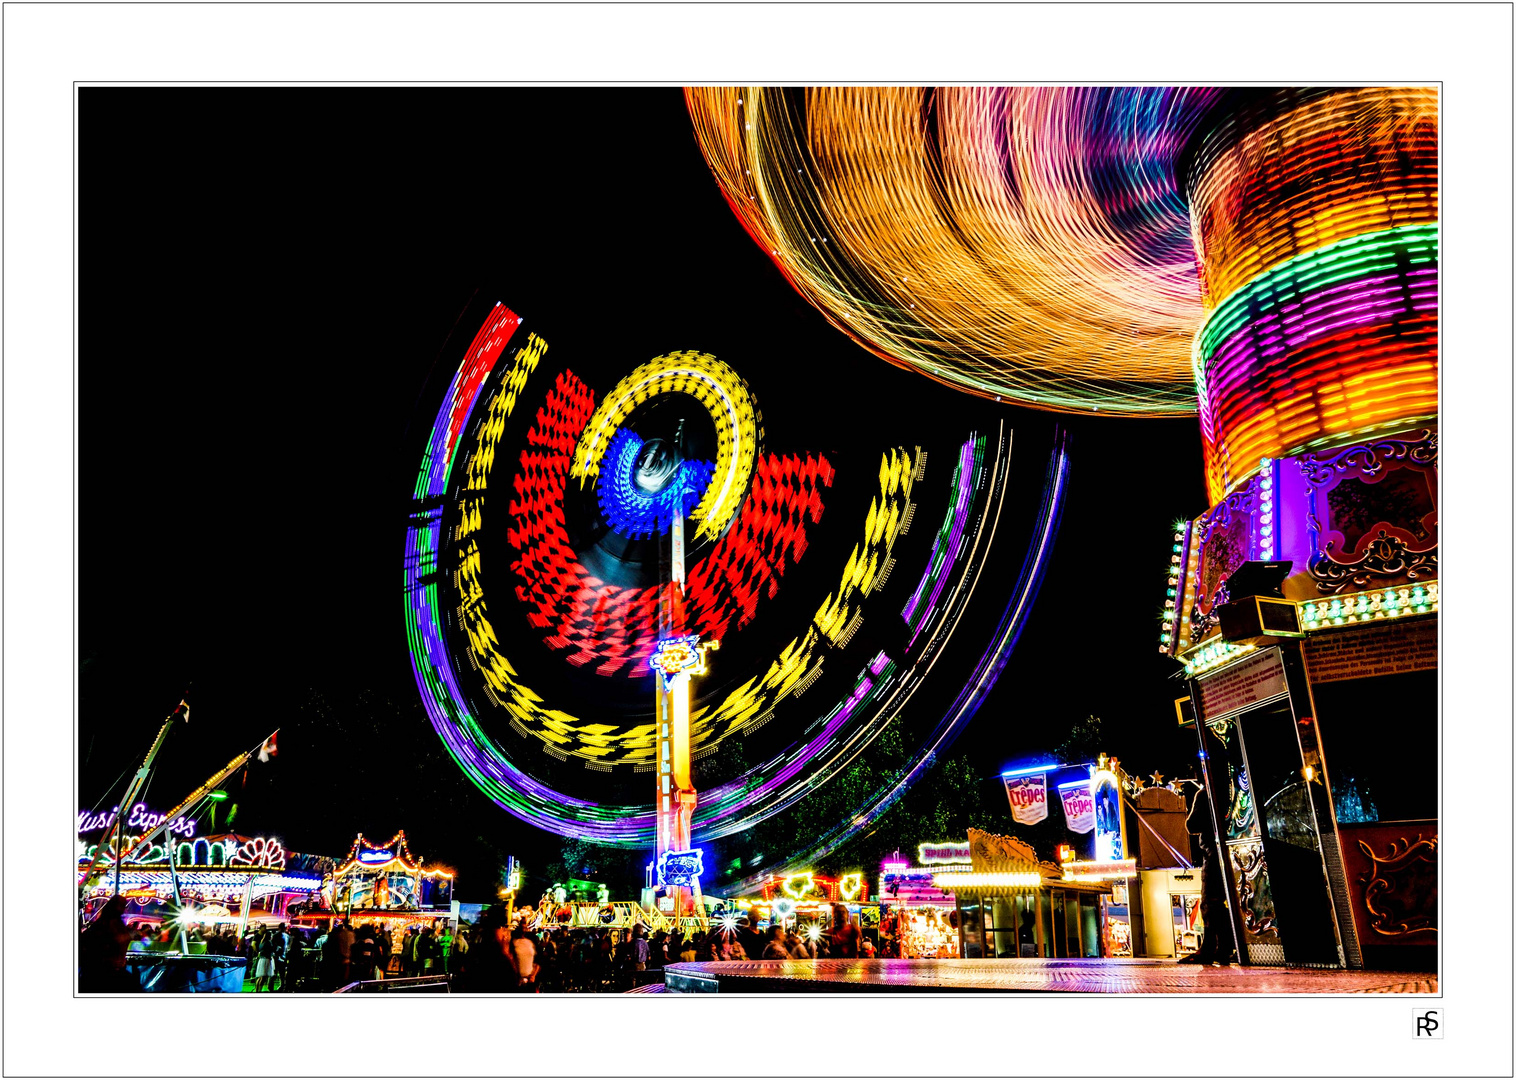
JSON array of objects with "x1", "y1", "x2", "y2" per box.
[
  {"x1": 686, "y1": 86, "x2": 1224, "y2": 416},
  {"x1": 405, "y1": 307, "x2": 1065, "y2": 848}
]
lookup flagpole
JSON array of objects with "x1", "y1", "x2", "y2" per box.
[
  {"x1": 102, "y1": 729, "x2": 279, "y2": 873},
  {"x1": 78, "y1": 700, "x2": 189, "y2": 896}
]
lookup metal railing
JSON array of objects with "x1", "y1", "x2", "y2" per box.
[{"x1": 333, "y1": 974, "x2": 450, "y2": 994}]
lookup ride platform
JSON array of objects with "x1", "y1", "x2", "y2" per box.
[{"x1": 660, "y1": 957, "x2": 1437, "y2": 994}]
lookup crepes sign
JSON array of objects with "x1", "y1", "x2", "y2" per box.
[
  {"x1": 1003, "y1": 773, "x2": 1048, "y2": 826},
  {"x1": 1060, "y1": 783, "x2": 1096, "y2": 834}
]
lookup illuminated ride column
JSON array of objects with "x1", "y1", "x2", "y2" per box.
[
  {"x1": 1185, "y1": 86, "x2": 1438, "y2": 504},
  {"x1": 1170, "y1": 87, "x2": 1438, "y2": 970},
  {"x1": 648, "y1": 476, "x2": 716, "y2": 923}
]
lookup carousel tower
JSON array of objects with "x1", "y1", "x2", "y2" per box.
[
  {"x1": 1167, "y1": 87, "x2": 1439, "y2": 971},
  {"x1": 1184, "y1": 87, "x2": 1438, "y2": 503}
]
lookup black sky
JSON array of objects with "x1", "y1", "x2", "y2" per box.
[{"x1": 79, "y1": 87, "x2": 1210, "y2": 898}]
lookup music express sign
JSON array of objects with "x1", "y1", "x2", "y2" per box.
[{"x1": 1003, "y1": 773, "x2": 1048, "y2": 826}]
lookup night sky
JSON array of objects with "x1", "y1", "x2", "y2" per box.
[{"x1": 79, "y1": 87, "x2": 1209, "y2": 899}]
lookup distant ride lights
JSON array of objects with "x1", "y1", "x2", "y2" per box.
[{"x1": 404, "y1": 301, "x2": 1068, "y2": 878}]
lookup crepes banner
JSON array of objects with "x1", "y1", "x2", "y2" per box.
[
  {"x1": 1003, "y1": 773, "x2": 1048, "y2": 826},
  {"x1": 1060, "y1": 784, "x2": 1096, "y2": 834}
]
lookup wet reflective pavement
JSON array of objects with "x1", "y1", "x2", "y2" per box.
[{"x1": 661, "y1": 957, "x2": 1437, "y2": 994}]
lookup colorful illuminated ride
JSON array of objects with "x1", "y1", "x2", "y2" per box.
[
  {"x1": 404, "y1": 304, "x2": 1069, "y2": 887},
  {"x1": 686, "y1": 86, "x2": 1438, "y2": 505}
]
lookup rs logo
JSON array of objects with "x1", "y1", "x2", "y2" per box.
[{"x1": 1413, "y1": 1008, "x2": 1442, "y2": 1039}]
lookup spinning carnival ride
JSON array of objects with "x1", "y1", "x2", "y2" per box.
[
  {"x1": 687, "y1": 87, "x2": 1438, "y2": 499},
  {"x1": 404, "y1": 85, "x2": 1435, "y2": 908},
  {"x1": 404, "y1": 305, "x2": 1068, "y2": 902}
]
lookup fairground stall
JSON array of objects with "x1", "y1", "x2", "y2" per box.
[
  {"x1": 877, "y1": 843, "x2": 970, "y2": 958},
  {"x1": 936, "y1": 829, "x2": 1116, "y2": 959},
  {"x1": 1036, "y1": 757, "x2": 1206, "y2": 960},
  {"x1": 78, "y1": 823, "x2": 326, "y2": 936},
  {"x1": 733, "y1": 869, "x2": 877, "y2": 945},
  {"x1": 296, "y1": 831, "x2": 457, "y2": 968}
]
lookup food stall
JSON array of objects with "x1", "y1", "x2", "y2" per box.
[
  {"x1": 876, "y1": 842, "x2": 970, "y2": 957},
  {"x1": 937, "y1": 829, "x2": 1115, "y2": 959}
]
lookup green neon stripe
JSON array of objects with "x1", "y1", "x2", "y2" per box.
[{"x1": 1198, "y1": 223, "x2": 1439, "y2": 361}]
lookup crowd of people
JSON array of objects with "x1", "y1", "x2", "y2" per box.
[
  {"x1": 77, "y1": 894, "x2": 465, "y2": 993},
  {"x1": 311, "y1": 919, "x2": 458, "y2": 989},
  {"x1": 447, "y1": 902, "x2": 875, "y2": 993},
  {"x1": 82, "y1": 894, "x2": 892, "y2": 994}
]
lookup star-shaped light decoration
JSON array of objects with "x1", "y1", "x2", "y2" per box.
[{"x1": 1150, "y1": 771, "x2": 1166, "y2": 787}]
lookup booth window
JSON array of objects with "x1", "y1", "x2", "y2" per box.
[{"x1": 1313, "y1": 670, "x2": 1436, "y2": 823}]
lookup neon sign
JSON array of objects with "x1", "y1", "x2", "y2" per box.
[
  {"x1": 917, "y1": 841, "x2": 971, "y2": 865},
  {"x1": 229, "y1": 837, "x2": 286, "y2": 869},
  {"x1": 647, "y1": 634, "x2": 718, "y2": 691},
  {"x1": 358, "y1": 849, "x2": 395, "y2": 864},
  {"x1": 932, "y1": 871, "x2": 1041, "y2": 888},
  {"x1": 782, "y1": 871, "x2": 817, "y2": 900},
  {"x1": 78, "y1": 804, "x2": 197, "y2": 838},
  {"x1": 657, "y1": 848, "x2": 703, "y2": 889},
  {"x1": 838, "y1": 872, "x2": 864, "y2": 901},
  {"x1": 1061, "y1": 859, "x2": 1137, "y2": 881}
]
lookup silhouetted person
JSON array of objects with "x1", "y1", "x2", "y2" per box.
[
  {"x1": 1182, "y1": 785, "x2": 1238, "y2": 965},
  {"x1": 79, "y1": 896, "x2": 137, "y2": 993}
]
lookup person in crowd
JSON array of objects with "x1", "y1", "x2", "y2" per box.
[
  {"x1": 438, "y1": 922, "x2": 455, "y2": 973},
  {"x1": 631, "y1": 924, "x2": 649, "y2": 973},
  {"x1": 784, "y1": 929, "x2": 809, "y2": 960},
  {"x1": 1182, "y1": 783, "x2": 1238, "y2": 966},
  {"x1": 403, "y1": 926, "x2": 420, "y2": 976},
  {"x1": 449, "y1": 922, "x2": 468, "y2": 975},
  {"x1": 251, "y1": 927, "x2": 279, "y2": 992},
  {"x1": 737, "y1": 917, "x2": 763, "y2": 961},
  {"x1": 719, "y1": 933, "x2": 746, "y2": 961},
  {"x1": 760, "y1": 924, "x2": 790, "y2": 960},
  {"x1": 375, "y1": 927, "x2": 392, "y2": 976},
  {"x1": 572, "y1": 930, "x2": 595, "y2": 991},
  {"x1": 830, "y1": 903, "x2": 861, "y2": 958},
  {"x1": 320, "y1": 925, "x2": 340, "y2": 988},
  {"x1": 456, "y1": 905, "x2": 512, "y2": 992},
  {"x1": 355, "y1": 924, "x2": 376, "y2": 982},
  {"x1": 79, "y1": 896, "x2": 137, "y2": 993},
  {"x1": 594, "y1": 930, "x2": 613, "y2": 987},
  {"x1": 272, "y1": 923, "x2": 292, "y2": 990},
  {"x1": 414, "y1": 926, "x2": 434, "y2": 974},
  {"x1": 333, "y1": 920, "x2": 356, "y2": 986},
  {"x1": 510, "y1": 927, "x2": 539, "y2": 992}
]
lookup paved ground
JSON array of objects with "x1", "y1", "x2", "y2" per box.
[{"x1": 661, "y1": 957, "x2": 1438, "y2": 994}]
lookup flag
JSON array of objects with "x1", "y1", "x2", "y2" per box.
[
  {"x1": 258, "y1": 732, "x2": 279, "y2": 763},
  {"x1": 1004, "y1": 773, "x2": 1048, "y2": 826},
  {"x1": 1061, "y1": 783, "x2": 1096, "y2": 833}
]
